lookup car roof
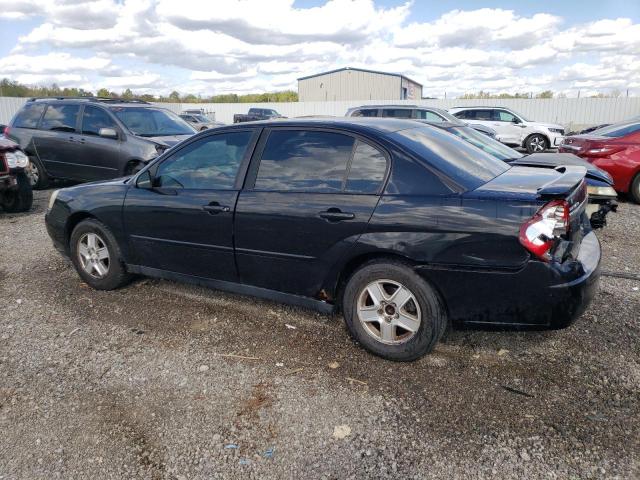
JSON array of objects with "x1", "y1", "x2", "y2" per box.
[
  {"x1": 351, "y1": 105, "x2": 447, "y2": 112},
  {"x1": 219, "y1": 117, "x2": 428, "y2": 134},
  {"x1": 450, "y1": 106, "x2": 511, "y2": 111}
]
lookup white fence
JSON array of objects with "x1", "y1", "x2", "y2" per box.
[{"x1": 2, "y1": 96, "x2": 639, "y2": 131}]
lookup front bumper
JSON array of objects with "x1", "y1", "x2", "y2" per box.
[
  {"x1": 45, "y1": 209, "x2": 68, "y2": 256},
  {"x1": 414, "y1": 230, "x2": 601, "y2": 329}
]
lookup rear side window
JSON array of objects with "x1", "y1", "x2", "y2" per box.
[
  {"x1": 382, "y1": 109, "x2": 412, "y2": 118},
  {"x1": 40, "y1": 105, "x2": 80, "y2": 132},
  {"x1": 255, "y1": 130, "x2": 354, "y2": 192},
  {"x1": 81, "y1": 106, "x2": 117, "y2": 136},
  {"x1": 345, "y1": 141, "x2": 387, "y2": 193},
  {"x1": 12, "y1": 103, "x2": 46, "y2": 128},
  {"x1": 155, "y1": 131, "x2": 253, "y2": 190},
  {"x1": 351, "y1": 109, "x2": 378, "y2": 117}
]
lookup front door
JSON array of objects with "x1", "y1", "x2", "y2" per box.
[
  {"x1": 491, "y1": 109, "x2": 524, "y2": 145},
  {"x1": 123, "y1": 129, "x2": 258, "y2": 281},
  {"x1": 234, "y1": 128, "x2": 388, "y2": 297},
  {"x1": 77, "y1": 105, "x2": 123, "y2": 181}
]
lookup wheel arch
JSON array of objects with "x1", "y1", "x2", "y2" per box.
[
  {"x1": 329, "y1": 251, "x2": 448, "y2": 318},
  {"x1": 522, "y1": 131, "x2": 550, "y2": 149},
  {"x1": 64, "y1": 211, "x2": 97, "y2": 251}
]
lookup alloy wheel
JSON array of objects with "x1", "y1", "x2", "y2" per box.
[
  {"x1": 529, "y1": 136, "x2": 546, "y2": 152},
  {"x1": 357, "y1": 279, "x2": 422, "y2": 345},
  {"x1": 25, "y1": 159, "x2": 40, "y2": 187},
  {"x1": 77, "y1": 233, "x2": 110, "y2": 279}
]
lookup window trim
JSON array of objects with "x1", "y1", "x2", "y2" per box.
[
  {"x1": 145, "y1": 127, "x2": 261, "y2": 191},
  {"x1": 244, "y1": 126, "x2": 391, "y2": 195}
]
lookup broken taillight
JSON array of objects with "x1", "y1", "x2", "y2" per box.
[{"x1": 519, "y1": 200, "x2": 570, "y2": 262}]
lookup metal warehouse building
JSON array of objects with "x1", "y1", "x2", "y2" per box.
[{"x1": 298, "y1": 67, "x2": 423, "y2": 102}]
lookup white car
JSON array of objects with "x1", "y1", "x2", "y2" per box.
[{"x1": 448, "y1": 106, "x2": 565, "y2": 153}]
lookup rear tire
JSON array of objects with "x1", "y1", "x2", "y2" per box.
[
  {"x1": 342, "y1": 260, "x2": 447, "y2": 361},
  {"x1": 26, "y1": 156, "x2": 49, "y2": 190},
  {"x1": 70, "y1": 219, "x2": 132, "y2": 290},
  {"x1": 630, "y1": 173, "x2": 640, "y2": 204},
  {"x1": 1, "y1": 172, "x2": 33, "y2": 213},
  {"x1": 525, "y1": 134, "x2": 549, "y2": 154}
]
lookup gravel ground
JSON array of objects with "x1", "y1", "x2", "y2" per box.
[{"x1": 1, "y1": 189, "x2": 639, "y2": 479}]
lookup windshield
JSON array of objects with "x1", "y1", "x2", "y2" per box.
[
  {"x1": 448, "y1": 126, "x2": 522, "y2": 161},
  {"x1": 392, "y1": 126, "x2": 510, "y2": 190},
  {"x1": 591, "y1": 121, "x2": 640, "y2": 138},
  {"x1": 111, "y1": 107, "x2": 195, "y2": 136}
]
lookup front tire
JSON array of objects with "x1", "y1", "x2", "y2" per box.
[
  {"x1": 342, "y1": 260, "x2": 447, "y2": 361},
  {"x1": 1, "y1": 172, "x2": 33, "y2": 213},
  {"x1": 525, "y1": 134, "x2": 549, "y2": 153},
  {"x1": 630, "y1": 173, "x2": 640, "y2": 204},
  {"x1": 70, "y1": 219, "x2": 132, "y2": 290}
]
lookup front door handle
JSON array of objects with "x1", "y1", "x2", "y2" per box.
[
  {"x1": 203, "y1": 202, "x2": 230, "y2": 214},
  {"x1": 318, "y1": 208, "x2": 355, "y2": 222}
]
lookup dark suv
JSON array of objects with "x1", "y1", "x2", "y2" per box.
[
  {"x1": 45, "y1": 118, "x2": 600, "y2": 361},
  {"x1": 7, "y1": 97, "x2": 196, "y2": 189}
]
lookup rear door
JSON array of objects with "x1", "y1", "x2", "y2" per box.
[
  {"x1": 123, "y1": 129, "x2": 259, "y2": 281},
  {"x1": 234, "y1": 128, "x2": 388, "y2": 297},
  {"x1": 77, "y1": 105, "x2": 123, "y2": 181},
  {"x1": 33, "y1": 103, "x2": 83, "y2": 179}
]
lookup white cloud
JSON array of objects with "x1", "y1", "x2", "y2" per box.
[{"x1": 0, "y1": 1, "x2": 639, "y2": 97}]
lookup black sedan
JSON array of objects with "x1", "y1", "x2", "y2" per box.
[{"x1": 45, "y1": 118, "x2": 600, "y2": 361}]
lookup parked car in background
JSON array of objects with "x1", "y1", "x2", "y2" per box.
[
  {"x1": 179, "y1": 112, "x2": 224, "y2": 131},
  {"x1": 346, "y1": 105, "x2": 496, "y2": 137},
  {"x1": 449, "y1": 106, "x2": 565, "y2": 154},
  {"x1": 6, "y1": 97, "x2": 196, "y2": 189},
  {"x1": 417, "y1": 120, "x2": 617, "y2": 228},
  {"x1": 45, "y1": 118, "x2": 599, "y2": 361},
  {"x1": 0, "y1": 137, "x2": 33, "y2": 212},
  {"x1": 559, "y1": 119, "x2": 640, "y2": 203},
  {"x1": 233, "y1": 108, "x2": 285, "y2": 123}
]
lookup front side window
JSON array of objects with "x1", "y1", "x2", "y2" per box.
[
  {"x1": 110, "y1": 107, "x2": 195, "y2": 136},
  {"x1": 255, "y1": 130, "x2": 354, "y2": 192},
  {"x1": 345, "y1": 141, "x2": 387, "y2": 193},
  {"x1": 382, "y1": 109, "x2": 412, "y2": 118},
  {"x1": 40, "y1": 104, "x2": 80, "y2": 132},
  {"x1": 494, "y1": 110, "x2": 516, "y2": 122},
  {"x1": 12, "y1": 103, "x2": 46, "y2": 129},
  {"x1": 155, "y1": 131, "x2": 253, "y2": 190},
  {"x1": 81, "y1": 106, "x2": 117, "y2": 136},
  {"x1": 415, "y1": 110, "x2": 445, "y2": 122}
]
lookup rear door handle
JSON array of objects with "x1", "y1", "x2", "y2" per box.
[
  {"x1": 318, "y1": 208, "x2": 355, "y2": 222},
  {"x1": 203, "y1": 202, "x2": 230, "y2": 214}
]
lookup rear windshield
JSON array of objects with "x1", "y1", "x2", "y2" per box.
[
  {"x1": 391, "y1": 126, "x2": 510, "y2": 190},
  {"x1": 110, "y1": 107, "x2": 195, "y2": 137},
  {"x1": 592, "y1": 121, "x2": 640, "y2": 138},
  {"x1": 447, "y1": 126, "x2": 523, "y2": 162}
]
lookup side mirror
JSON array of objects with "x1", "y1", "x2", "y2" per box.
[
  {"x1": 99, "y1": 127, "x2": 118, "y2": 139},
  {"x1": 136, "y1": 170, "x2": 153, "y2": 189},
  {"x1": 511, "y1": 117, "x2": 521, "y2": 124}
]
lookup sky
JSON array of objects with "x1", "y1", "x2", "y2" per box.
[{"x1": 0, "y1": 0, "x2": 639, "y2": 98}]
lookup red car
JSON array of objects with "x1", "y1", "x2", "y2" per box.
[{"x1": 559, "y1": 120, "x2": 640, "y2": 203}]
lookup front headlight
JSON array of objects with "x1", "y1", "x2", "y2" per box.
[
  {"x1": 48, "y1": 189, "x2": 60, "y2": 210},
  {"x1": 548, "y1": 128, "x2": 564, "y2": 134},
  {"x1": 5, "y1": 150, "x2": 29, "y2": 169},
  {"x1": 587, "y1": 185, "x2": 617, "y2": 198}
]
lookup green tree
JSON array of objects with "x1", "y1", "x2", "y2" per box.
[{"x1": 536, "y1": 90, "x2": 554, "y2": 99}]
